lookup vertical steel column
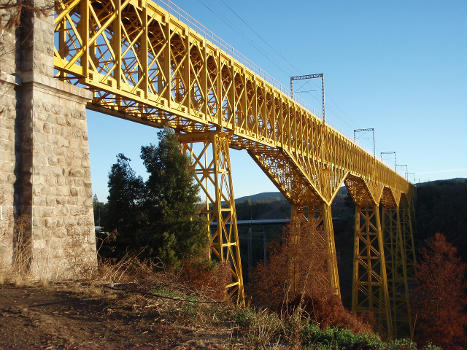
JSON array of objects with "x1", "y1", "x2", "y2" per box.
[
  {"x1": 179, "y1": 132, "x2": 245, "y2": 306},
  {"x1": 289, "y1": 204, "x2": 304, "y2": 294},
  {"x1": 382, "y1": 207, "x2": 412, "y2": 338},
  {"x1": 322, "y1": 203, "x2": 341, "y2": 297},
  {"x1": 400, "y1": 203, "x2": 416, "y2": 282},
  {"x1": 382, "y1": 207, "x2": 397, "y2": 331},
  {"x1": 396, "y1": 207, "x2": 413, "y2": 338},
  {"x1": 352, "y1": 205, "x2": 392, "y2": 337},
  {"x1": 112, "y1": 0, "x2": 122, "y2": 108},
  {"x1": 399, "y1": 196, "x2": 417, "y2": 337},
  {"x1": 79, "y1": 0, "x2": 89, "y2": 77}
]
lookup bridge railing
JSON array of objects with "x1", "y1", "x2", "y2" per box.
[
  {"x1": 152, "y1": 0, "x2": 289, "y2": 95},
  {"x1": 53, "y1": 0, "x2": 410, "y2": 197}
]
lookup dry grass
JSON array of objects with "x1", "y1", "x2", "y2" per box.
[
  {"x1": 179, "y1": 258, "x2": 231, "y2": 302},
  {"x1": 244, "y1": 308, "x2": 284, "y2": 350},
  {"x1": 0, "y1": 213, "x2": 374, "y2": 349},
  {"x1": 0, "y1": 214, "x2": 33, "y2": 286}
]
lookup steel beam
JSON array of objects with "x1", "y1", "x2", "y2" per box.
[
  {"x1": 352, "y1": 204, "x2": 392, "y2": 338},
  {"x1": 382, "y1": 206, "x2": 412, "y2": 338},
  {"x1": 179, "y1": 132, "x2": 245, "y2": 306}
]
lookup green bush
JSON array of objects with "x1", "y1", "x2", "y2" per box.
[
  {"x1": 300, "y1": 322, "x2": 444, "y2": 350},
  {"x1": 390, "y1": 338, "x2": 417, "y2": 350},
  {"x1": 422, "y1": 343, "x2": 442, "y2": 350},
  {"x1": 233, "y1": 306, "x2": 257, "y2": 328},
  {"x1": 301, "y1": 323, "x2": 387, "y2": 350}
]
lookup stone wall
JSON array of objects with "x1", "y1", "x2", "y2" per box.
[
  {"x1": 0, "y1": 0, "x2": 19, "y2": 270},
  {"x1": 0, "y1": 0, "x2": 97, "y2": 279}
]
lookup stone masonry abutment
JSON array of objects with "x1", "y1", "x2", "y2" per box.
[{"x1": 0, "y1": 0, "x2": 97, "y2": 279}]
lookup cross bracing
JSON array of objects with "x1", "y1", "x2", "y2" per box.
[{"x1": 53, "y1": 0, "x2": 415, "y2": 336}]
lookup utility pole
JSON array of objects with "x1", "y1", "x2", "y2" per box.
[
  {"x1": 354, "y1": 128, "x2": 375, "y2": 158},
  {"x1": 290, "y1": 73, "x2": 325, "y2": 124},
  {"x1": 381, "y1": 151, "x2": 397, "y2": 170},
  {"x1": 396, "y1": 164, "x2": 408, "y2": 181},
  {"x1": 407, "y1": 172, "x2": 416, "y2": 183}
]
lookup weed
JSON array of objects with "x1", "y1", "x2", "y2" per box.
[
  {"x1": 421, "y1": 343, "x2": 442, "y2": 350},
  {"x1": 233, "y1": 305, "x2": 257, "y2": 328},
  {"x1": 238, "y1": 307, "x2": 283, "y2": 349},
  {"x1": 182, "y1": 303, "x2": 198, "y2": 320},
  {"x1": 0, "y1": 214, "x2": 32, "y2": 285}
]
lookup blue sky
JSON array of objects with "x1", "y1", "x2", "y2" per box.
[{"x1": 87, "y1": 0, "x2": 467, "y2": 202}]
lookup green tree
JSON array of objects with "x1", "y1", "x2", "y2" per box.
[
  {"x1": 104, "y1": 130, "x2": 208, "y2": 269},
  {"x1": 105, "y1": 153, "x2": 144, "y2": 254},
  {"x1": 138, "y1": 128, "x2": 207, "y2": 269},
  {"x1": 92, "y1": 194, "x2": 107, "y2": 227}
]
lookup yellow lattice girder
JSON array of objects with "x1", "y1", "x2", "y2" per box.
[
  {"x1": 53, "y1": 0, "x2": 416, "y2": 323},
  {"x1": 382, "y1": 206, "x2": 412, "y2": 339},
  {"x1": 179, "y1": 132, "x2": 245, "y2": 306},
  {"x1": 399, "y1": 195, "x2": 417, "y2": 283},
  {"x1": 54, "y1": 0, "x2": 410, "y2": 204},
  {"x1": 352, "y1": 204, "x2": 393, "y2": 338}
]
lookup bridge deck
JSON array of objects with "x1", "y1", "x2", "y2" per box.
[{"x1": 53, "y1": 0, "x2": 410, "y2": 205}]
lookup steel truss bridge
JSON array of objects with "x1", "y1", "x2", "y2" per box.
[{"x1": 54, "y1": 0, "x2": 416, "y2": 338}]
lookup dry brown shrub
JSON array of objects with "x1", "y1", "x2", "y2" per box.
[
  {"x1": 249, "y1": 219, "x2": 373, "y2": 334},
  {"x1": 96, "y1": 254, "x2": 162, "y2": 285},
  {"x1": 0, "y1": 213, "x2": 41, "y2": 285},
  {"x1": 11, "y1": 214, "x2": 31, "y2": 277},
  {"x1": 248, "y1": 219, "x2": 330, "y2": 311},
  {"x1": 412, "y1": 233, "x2": 467, "y2": 349},
  {"x1": 0, "y1": 214, "x2": 32, "y2": 284},
  {"x1": 179, "y1": 259, "x2": 231, "y2": 301}
]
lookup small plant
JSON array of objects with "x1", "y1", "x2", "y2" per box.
[
  {"x1": 389, "y1": 338, "x2": 417, "y2": 350},
  {"x1": 422, "y1": 343, "x2": 442, "y2": 350},
  {"x1": 233, "y1": 305, "x2": 257, "y2": 328},
  {"x1": 182, "y1": 303, "x2": 198, "y2": 320},
  {"x1": 301, "y1": 324, "x2": 386, "y2": 350},
  {"x1": 239, "y1": 307, "x2": 283, "y2": 349}
]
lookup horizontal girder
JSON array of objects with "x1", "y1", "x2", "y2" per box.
[{"x1": 53, "y1": 0, "x2": 411, "y2": 203}]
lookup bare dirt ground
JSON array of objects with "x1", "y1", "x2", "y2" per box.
[{"x1": 0, "y1": 282, "x2": 241, "y2": 350}]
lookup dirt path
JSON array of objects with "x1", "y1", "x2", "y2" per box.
[{"x1": 0, "y1": 283, "x2": 238, "y2": 350}]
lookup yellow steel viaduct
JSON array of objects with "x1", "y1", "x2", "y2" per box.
[{"x1": 0, "y1": 0, "x2": 415, "y2": 339}]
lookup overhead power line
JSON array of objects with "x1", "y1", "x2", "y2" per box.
[
  {"x1": 217, "y1": 0, "x2": 299, "y2": 74},
  {"x1": 381, "y1": 151, "x2": 397, "y2": 169},
  {"x1": 290, "y1": 73, "x2": 325, "y2": 123},
  {"x1": 354, "y1": 128, "x2": 375, "y2": 157},
  {"x1": 194, "y1": 0, "x2": 293, "y2": 85}
]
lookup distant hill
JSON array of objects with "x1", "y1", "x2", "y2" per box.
[
  {"x1": 235, "y1": 187, "x2": 350, "y2": 219},
  {"x1": 414, "y1": 178, "x2": 466, "y2": 260},
  {"x1": 235, "y1": 192, "x2": 286, "y2": 204},
  {"x1": 235, "y1": 178, "x2": 466, "y2": 258},
  {"x1": 235, "y1": 192, "x2": 289, "y2": 220}
]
